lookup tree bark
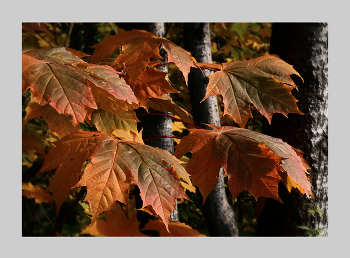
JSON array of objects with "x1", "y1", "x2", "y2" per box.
[
  {"x1": 256, "y1": 23, "x2": 328, "y2": 236},
  {"x1": 184, "y1": 22, "x2": 239, "y2": 236},
  {"x1": 118, "y1": 23, "x2": 178, "y2": 221}
]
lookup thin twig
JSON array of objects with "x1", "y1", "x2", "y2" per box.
[
  {"x1": 65, "y1": 23, "x2": 74, "y2": 48},
  {"x1": 163, "y1": 23, "x2": 174, "y2": 38},
  {"x1": 49, "y1": 187, "x2": 86, "y2": 236},
  {"x1": 143, "y1": 135, "x2": 182, "y2": 142}
]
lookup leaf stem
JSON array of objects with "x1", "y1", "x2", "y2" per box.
[
  {"x1": 143, "y1": 135, "x2": 182, "y2": 142},
  {"x1": 49, "y1": 187, "x2": 87, "y2": 236},
  {"x1": 196, "y1": 66, "x2": 218, "y2": 73},
  {"x1": 136, "y1": 113, "x2": 203, "y2": 129}
]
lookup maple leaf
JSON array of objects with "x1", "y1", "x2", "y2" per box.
[
  {"x1": 126, "y1": 67, "x2": 179, "y2": 102},
  {"x1": 40, "y1": 131, "x2": 191, "y2": 230},
  {"x1": 91, "y1": 29, "x2": 196, "y2": 84},
  {"x1": 22, "y1": 132, "x2": 45, "y2": 156},
  {"x1": 24, "y1": 99, "x2": 79, "y2": 138},
  {"x1": 81, "y1": 202, "x2": 145, "y2": 237},
  {"x1": 71, "y1": 63, "x2": 138, "y2": 104},
  {"x1": 157, "y1": 38, "x2": 197, "y2": 85},
  {"x1": 112, "y1": 129, "x2": 144, "y2": 144},
  {"x1": 38, "y1": 131, "x2": 110, "y2": 214},
  {"x1": 200, "y1": 55, "x2": 303, "y2": 127},
  {"x1": 22, "y1": 23, "x2": 52, "y2": 36},
  {"x1": 73, "y1": 137, "x2": 191, "y2": 229},
  {"x1": 174, "y1": 125, "x2": 311, "y2": 204},
  {"x1": 142, "y1": 220, "x2": 205, "y2": 237},
  {"x1": 22, "y1": 48, "x2": 97, "y2": 126},
  {"x1": 89, "y1": 108, "x2": 139, "y2": 134},
  {"x1": 22, "y1": 182, "x2": 52, "y2": 204},
  {"x1": 90, "y1": 29, "x2": 156, "y2": 64},
  {"x1": 144, "y1": 94, "x2": 194, "y2": 124}
]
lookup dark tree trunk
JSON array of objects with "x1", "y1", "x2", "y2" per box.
[
  {"x1": 118, "y1": 22, "x2": 178, "y2": 221},
  {"x1": 257, "y1": 23, "x2": 328, "y2": 236},
  {"x1": 183, "y1": 22, "x2": 239, "y2": 236}
]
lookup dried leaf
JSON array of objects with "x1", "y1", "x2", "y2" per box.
[
  {"x1": 174, "y1": 125, "x2": 311, "y2": 204},
  {"x1": 201, "y1": 55, "x2": 303, "y2": 127},
  {"x1": 22, "y1": 182, "x2": 52, "y2": 204}
]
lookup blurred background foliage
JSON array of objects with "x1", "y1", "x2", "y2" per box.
[{"x1": 22, "y1": 22, "x2": 271, "y2": 236}]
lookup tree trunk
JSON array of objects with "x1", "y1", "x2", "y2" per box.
[
  {"x1": 183, "y1": 22, "x2": 239, "y2": 236},
  {"x1": 118, "y1": 23, "x2": 178, "y2": 221},
  {"x1": 256, "y1": 23, "x2": 328, "y2": 236}
]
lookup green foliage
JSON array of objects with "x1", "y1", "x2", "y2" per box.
[{"x1": 296, "y1": 203, "x2": 324, "y2": 237}]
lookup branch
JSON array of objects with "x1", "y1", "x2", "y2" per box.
[
  {"x1": 163, "y1": 23, "x2": 174, "y2": 38},
  {"x1": 49, "y1": 187, "x2": 87, "y2": 236}
]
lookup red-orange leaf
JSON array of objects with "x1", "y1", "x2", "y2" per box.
[
  {"x1": 72, "y1": 63, "x2": 138, "y2": 104},
  {"x1": 81, "y1": 202, "x2": 145, "y2": 237},
  {"x1": 142, "y1": 220, "x2": 205, "y2": 237},
  {"x1": 91, "y1": 29, "x2": 196, "y2": 84},
  {"x1": 39, "y1": 131, "x2": 110, "y2": 214},
  {"x1": 74, "y1": 138, "x2": 191, "y2": 229},
  {"x1": 41, "y1": 131, "x2": 191, "y2": 230},
  {"x1": 116, "y1": 37, "x2": 162, "y2": 82},
  {"x1": 22, "y1": 49, "x2": 97, "y2": 126},
  {"x1": 143, "y1": 94, "x2": 194, "y2": 124},
  {"x1": 174, "y1": 125, "x2": 311, "y2": 204},
  {"x1": 126, "y1": 68, "x2": 179, "y2": 102},
  {"x1": 24, "y1": 99, "x2": 79, "y2": 138},
  {"x1": 90, "y1": 29, "x2": 156, "y2": 64},
  {"x1": 158, "y1": 38, "x2": 197, "y2": 85},
  {"x1": 201, "y1": 55, "x2": 303, "y2": 127}
]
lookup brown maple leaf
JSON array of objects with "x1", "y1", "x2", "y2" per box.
[
  {"x1": 24, "y1": 99, "x2": 79, "y2": 138},
  {"x1": 89, "y1": 108, "x2": 139, "y2": 134},
  {"x1": 40, "y1": 130, "x2": 191, "y2": 230},
  {"x1": 22, "y1": 48, "x2": 97, "y2": 126},
  {"x1": 200, "y1": 55, "x2": 303, "y2": 127},
  {"x1": 126, "y1": 67, "x2": 179, "y2": 102},
  {"x1": 74, "y1": 138, "x2": 191, "y2": 229},
  {"x1": 90, "y1": 29, "x2": 196, "y2": 85},
  {"x1": 81, "y1": 202, "x2": 145, "y2": 237},
  {"x1": 142, "y1": 220, "x2": 206, "y2": 237},
  {"x1": 22, "y1": 182, "x2": 52, "y2": 204},
  {"x1": 142, "y1": 94, "x2": 194, "y2": 124},
  {"x1": 38, "y1": 131, "x2": 110, "y2": 214},
  {"x1": 174, "y1": 125, "x2": 311, "y2": 204}
]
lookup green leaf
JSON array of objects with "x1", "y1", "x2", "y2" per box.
[{"x1": 296, "y1": 225, "x2": 310, "y2": 230}]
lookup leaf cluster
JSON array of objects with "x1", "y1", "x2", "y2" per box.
[{"x1": 22, "y1": 23, "x2": 311, "y2": 236}]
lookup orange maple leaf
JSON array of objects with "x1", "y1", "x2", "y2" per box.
[
  {"x1": 126, "y1": 67, "x2": 179, "y2": 102},
  {"x1": 201, "y1": 55, "x2": 303, "y2": 127},
  {"x1": 174, "y1": 125, "x2": 311, "y2": 204},
  {"x1": 90, "y1": 29, "x2": 196, "y2": 85},
  {"x1": 142, "y1": 220, "x2": 206, "y2": 237},
  {"x1": 38, "y1": 131, "x2": 110, "y2": 214},
  {"x1": 40, "y1": 131, "x2": 191, "y2": 231},
  {"x1": 22, "y1": 49, "x2": 97, "y2": 126},
  {"x1": 22, "y1": 182, "x2": 52, "y2": 204},
  {"x1": 81, "y1": 202, "x2": 145, "y2": 237},
  {"x1": 24, "y1": 99, "x2": 79, "y2": 138}
]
